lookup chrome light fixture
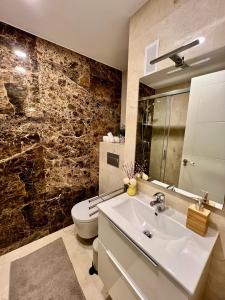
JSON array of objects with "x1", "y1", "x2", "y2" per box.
[{"x1": 150, "y1": 37, "x2": 205, "y2": 69}]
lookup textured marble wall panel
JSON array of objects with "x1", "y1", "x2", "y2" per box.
[{"x1": 0, "y1": 21, "x2": 121, "y2": 254}]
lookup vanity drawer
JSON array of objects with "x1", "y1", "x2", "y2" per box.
[
  {"x1": 98, "y1": 212, "x2": 190, "y2": 300},
  {"x1": 98, "y1": 240, "x2": 140, "y2": 300}
]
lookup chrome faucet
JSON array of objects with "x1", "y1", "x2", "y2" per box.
[{"x1": 150, "y1": 192, "x2": 166, "y2": 214}]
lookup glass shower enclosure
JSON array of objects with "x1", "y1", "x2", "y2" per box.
[{"x1": 136, "y1": 89, "x2": 189, "y2": 186}]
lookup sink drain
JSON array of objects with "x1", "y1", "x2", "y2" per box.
[{"x1": 143, "y1": 230, "x2": 152, "y2": 239}]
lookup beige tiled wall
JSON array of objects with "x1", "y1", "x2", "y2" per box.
[
  {"x1": 126, "y1": 1, "x2": 225, "y2": 299},
  {"x1": 99, "y1": 142, "x2": 125, "y2": 194}
]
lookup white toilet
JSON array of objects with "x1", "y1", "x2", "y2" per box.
[{"x1": 71, "y1": 199, "x2": 98, "y2": 239}]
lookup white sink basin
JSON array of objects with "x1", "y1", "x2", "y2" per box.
[
  {"x1": 113, "y1": 197, "x2": 190, "y2": 240},
  {"x1": 98, "y1": 192, "x2": 218, "y2": 295}
]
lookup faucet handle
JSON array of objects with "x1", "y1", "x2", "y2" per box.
[
  {"x1": 153, "y1": 192, "x2": 165, "y2": 197},
  {"x1": 153, "y1": 192, "x2": 165, "y2": 202},
  {"x1": 153, "y1": 192, "x2": 163, "y2": 197},
  {"x1": 153, "y1": 192, "x2": 159, "y2": 196}
]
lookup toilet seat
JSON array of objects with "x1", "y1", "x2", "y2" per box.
[{"x1": 71, "y1": 200, "x2": 98, "y2": 223}]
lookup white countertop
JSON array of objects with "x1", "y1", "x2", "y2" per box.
[{"x1": 98, "y1": 192, "x2": 218, "y2": 295}]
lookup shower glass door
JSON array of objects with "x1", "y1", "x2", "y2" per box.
[
  {"x1": 163, "y1": 93, "x2": 189, "y2": 185},
  {"x1": 149, "y1": 96, "x2": 168, "y2": 182},
  {"x1": 149, "y1": 93, "x2": 189, "y2": 185}
]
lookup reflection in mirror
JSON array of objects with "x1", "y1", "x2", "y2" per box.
[
  {"x1": 136, "y1": 83, "x2": 155, "y2": 175},
  {"x1": 136, "y1": 47, "x2": 225, "y2": 209}
]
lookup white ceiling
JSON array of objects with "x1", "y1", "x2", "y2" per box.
[{"x1": 0, "y1": 0, "x2": 148, "y2": 70}]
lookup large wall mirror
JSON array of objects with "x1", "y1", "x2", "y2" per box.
[{"x1": 136, "y1": 47, "x2": 225, "y2": 209}]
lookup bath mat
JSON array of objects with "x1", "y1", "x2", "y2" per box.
[{"x1": 9, "y1": 238, "x2": 86, "y2": 300}]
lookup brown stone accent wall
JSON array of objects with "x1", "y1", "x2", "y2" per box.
[{"x1": 0, "y1": 22, "x2": 121, "y2": 254}]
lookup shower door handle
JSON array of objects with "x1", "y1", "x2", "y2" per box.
[
  {"x1": 163, "y1": 149, "x2": 167, "y2": 161},
  {"x1": 183, "y1": 159, "x2": 196, "y2": 166},
  {"x1": 183, "y1": 159, "x2": 188, "y2": 166}
]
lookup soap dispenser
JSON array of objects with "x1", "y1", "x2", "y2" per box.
[
  {"x1": 195, "y1": 196, "x2": 204, "y2": 211},
  {"x1": 186, "y1": 196, "x2": 211, "y2": 236}
]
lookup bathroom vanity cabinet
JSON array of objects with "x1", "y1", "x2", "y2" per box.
[{"x1": 98, "y1": 212, "x2": 204, "y2": 300}]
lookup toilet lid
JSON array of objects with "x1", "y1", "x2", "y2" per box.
[{"x1": 71, "y1": 200, "x2": 99, "y2": 223}]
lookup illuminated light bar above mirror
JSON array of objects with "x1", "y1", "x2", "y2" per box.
[{"x1": 150, "y1": 37, "x2": 205, "y2": 66}]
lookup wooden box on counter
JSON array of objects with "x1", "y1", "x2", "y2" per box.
[{"x1": 186, "y1": 204, "x2": 211, "y2": 236}]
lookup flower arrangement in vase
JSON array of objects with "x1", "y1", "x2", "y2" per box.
[{"x1": 122, "y1": 162, "x2": 149, "y2": 196}]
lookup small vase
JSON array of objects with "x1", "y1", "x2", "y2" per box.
[{"x1": 127, "y1": 184, "x2": 137, "y2": 196}]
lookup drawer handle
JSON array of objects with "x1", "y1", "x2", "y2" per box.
[{"x1": 106, "y1": 250, "x2": 148, "y2": 300}]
